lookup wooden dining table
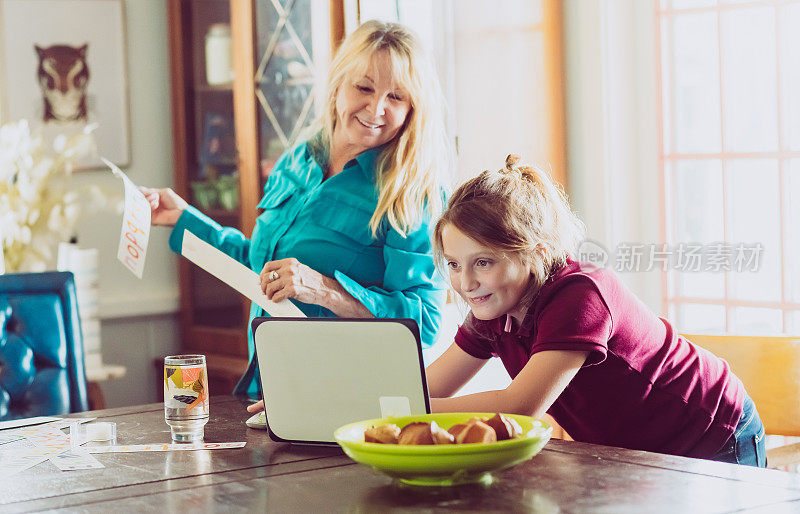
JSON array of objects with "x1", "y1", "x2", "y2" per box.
[{"x1": 2, "y1": 395, "x2": 800, "y2": 513}]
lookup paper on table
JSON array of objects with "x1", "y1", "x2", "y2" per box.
[
  {"x1": 47, "y1": 417, "x2": 97, "y2": 430},
  {"x1": 0, "y1": 439, "x2": 51, "y2": 477},
  {"x1": 85, "y1": 442, "x2": 246, "y2": 453},
  {"x1": 0, "y1": 426, "x2": 72, "y2": 477},
  {"x1": 49, "y1": 447, "x2": 106, "y2": 471},
  {"x1": 0, "y1": 433, "x2": 24, "y2": 445},
  {"x1": 181, "y1": 230, "x2": 305, "y2": 318},
  {"x1": 0, "y1": 416, "x2": 62, "y2": 431}
]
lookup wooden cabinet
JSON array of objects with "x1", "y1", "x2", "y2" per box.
[{"x1": 167, "y1": 0, "x2": 344, "y2": 393}]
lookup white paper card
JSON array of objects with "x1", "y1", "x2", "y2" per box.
[
  {"x1": 0, "y1": 433, "x2": 24, "y2": 445},
  {"x1": 0, "y1": 416, "x2": 61, "y2": 431},
  {"x1": 0, "y1": 426, "x2": 71, "y2": 477},
  {"x1": 48, "y1": 417, "x2": 97, "y2": 430},
  {"x1": 0, "y1": 440, "x2": 50, "y2": 477},
  {"x1": 49, "y1": 447, "x2": 105, "y2": 471},
  {"x1": 19, "y1": 426, "x2": 72, "y2": 452},
  {"x1": 181, "y1": 231, "x2": 305, "y2": 318},
  {"x1": 0, "y1": 422, "x2": 106, "y2": 475},
  {"x1": 105, "y1": 158, "x2": 151, "y2": 278}
]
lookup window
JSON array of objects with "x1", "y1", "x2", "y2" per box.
[
  {"x1": 658, "y1": 0, "x2": 800, "y2": 334},
  {"x1": 348, "y1": 0, "x2": 566, "y2": 186}
]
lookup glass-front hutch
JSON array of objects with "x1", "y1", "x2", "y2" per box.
[{"x1": 167, "y1": 0, "x2": 343, "y2": 392}]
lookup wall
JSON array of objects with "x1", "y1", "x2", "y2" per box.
[
  {"x1": 451, "y1": 0, "x2": 549, "y2": 183},
  {"x1": 69, "y1": 0, "x2": 180, "y2": 407},
  {"x1": 563, "y1": 0, "x2": 662, "y2": 313}
]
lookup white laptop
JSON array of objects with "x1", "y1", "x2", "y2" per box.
[{"x1": 252, "y1": 317, "x2": 430, "y2": 444}]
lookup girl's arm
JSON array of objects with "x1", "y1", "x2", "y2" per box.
[
  {"x1": 430, "y1": 349, "x2": 589, "y2": 418},
  {"x1": 425, "y1": 342, "x2": 487, "y2": 398}
]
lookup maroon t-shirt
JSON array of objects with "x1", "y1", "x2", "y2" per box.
[{"x1": 454, "y1": 259, "x2": 744, "y2": 458}]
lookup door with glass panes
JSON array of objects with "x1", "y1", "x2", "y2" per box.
[{"x1": 168, "y1": 0, "x2": 343, "y2": 392}]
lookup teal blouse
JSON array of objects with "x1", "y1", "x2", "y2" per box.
[{"x1": 168, "y1": 142, "x2": 446, "y2": 396}]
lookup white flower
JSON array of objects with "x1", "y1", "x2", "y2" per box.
[
  {"x1": 0, "y1": 119, "x2": 108, "y2": 273},
  {"x1": 19, "y1": 226, "x2": 32, "y2": 245},
  {"x1": 63, "y1": 203, "x2": 80, "y2": 224},
  {"x1": 0, "y1": 155, "x2": 15, "y2": 182},
  {"x1": 30, "y1": 157, "x2": 54, "y2": 181},
  {"x1": 53, "y1": 134, "x2": 68, "y2": 154}
]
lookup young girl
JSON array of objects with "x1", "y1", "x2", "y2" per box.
[{"x1": 426, "y1": 154, "x2": 766, "y2": 467}]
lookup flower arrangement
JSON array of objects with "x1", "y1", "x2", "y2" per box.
[{"x1": 0, "y1": 120, "x2": 108, "y2": 273}]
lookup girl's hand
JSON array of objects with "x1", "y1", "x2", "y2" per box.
[
  {"x1": 247, "y1": 400, "x2": 265, "y2": 413},
  {"x1": 139, "y1": 187, "x2": 189, "y2": 226},
  {"x1": 259, "y1": 258, "x2": 331, "y2": 306}
]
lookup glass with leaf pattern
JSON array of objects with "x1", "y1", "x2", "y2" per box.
[{"x1": 164, "y1": 355, "x2": 209, "y2": 443}]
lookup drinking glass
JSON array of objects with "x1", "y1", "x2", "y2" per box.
[{"x1": 164, "y1": 354, "x2": 209, "y2": 442}]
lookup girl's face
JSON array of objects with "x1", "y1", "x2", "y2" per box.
[
  {"x1": 334, "y1": 50, "x2": 411, "y2": 156},
  {"x1": 442, "y1": 224, "x2": 533, "y2": 323}
]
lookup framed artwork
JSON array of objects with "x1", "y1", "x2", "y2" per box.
[{"x1": 0, "y1": 0, "x2": 130, "y2": 168}]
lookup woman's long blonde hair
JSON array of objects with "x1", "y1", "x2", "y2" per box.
[{"x1": 306, "y1": 20, "x2": 450, "y2": 237}]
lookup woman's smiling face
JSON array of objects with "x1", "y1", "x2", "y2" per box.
[
  {"x1": 442, "y1": 224, "x2": 533, "y2": 323},
  {"x1": 334, "y1": 50, "x2": 411, "y2": 155}
]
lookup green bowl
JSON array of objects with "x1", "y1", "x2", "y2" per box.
[{"x1": 334, "y1": 413, "x2": 552, "y2": 486}]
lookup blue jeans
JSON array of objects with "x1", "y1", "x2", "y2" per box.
[{"x1": 710, "y1": 394, "x2": 766, "y2": 467}]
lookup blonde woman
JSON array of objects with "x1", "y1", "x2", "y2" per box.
[{"x1": 141, "y1": 21, "x2": 450, "y2": 399}]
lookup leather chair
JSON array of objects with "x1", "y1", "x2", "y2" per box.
[{"x1": 0, "y1": 271, "x2": 89, "y2": 420}]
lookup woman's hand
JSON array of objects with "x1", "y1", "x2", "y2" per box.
[
  {"x1": 259, "y1": 257, "x2": 372, "y2": 317},
  {"x1": 247, "y1": 400, "x2": 265, "y2": 413},
  {"x1": 259, "y1": 258, "x2": 333, "y2": 306},
  {"x1": 139, "y1": 187, "x2": 189, "y2": 226}
]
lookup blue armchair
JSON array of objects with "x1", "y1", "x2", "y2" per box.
[{"x1": 0, "y1": 271, "x2": 89, "y2": 420}]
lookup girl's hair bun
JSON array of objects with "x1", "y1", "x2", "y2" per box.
[
  {"x1": 503, "y1": 153, "x2": 536, "y2": 182},
  {"x1": 505, "y1": 154, "x2": 521, "y2": 170}
]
